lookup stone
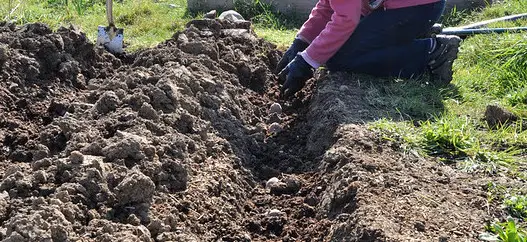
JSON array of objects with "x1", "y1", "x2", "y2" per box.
[
  {"x1": 267, "y1": 123, "x2": 282, "y2": 136},
  {"x1": 218, "y1": 10, "x2": 245, "y2": 22},
  {"x1": 203, "y1": 10, "x2": 217, "y2": 19},
  {"x1": 266, "y1": 177, "x2": 281, "y2": 190},
  {"x1": 269, "y1": 103, "x2": 282, "y2": 114},
  {"x1": 269, "y1": 176, "x2": 302, "y2": 195},
  {"x1": 266, "y1": 209, "x2": 284, "y2": 217}
]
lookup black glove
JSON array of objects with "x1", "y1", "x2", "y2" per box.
[
  {"x1": 275, "y1": 38, "x2": 309, "y2": 74},
  {"x1": 278, "y1": 54, "x2": 313, "y2": 98}
]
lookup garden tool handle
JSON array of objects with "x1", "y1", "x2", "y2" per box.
[
  {"x1": 368, "y1": 0, "x2": 385, "y2": 10},
  {"x1": 106, "y1": 0, "x2": 114, "y2": 27}
]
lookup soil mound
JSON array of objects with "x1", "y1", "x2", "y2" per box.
[
  {"x1": 302, "y1": 73, "x2": 490, "y2": 240},
  {"x1": 0, "y1": 19, "x2": 496, "y2": 241},
  {"x1": 0, "y1": 22, "x2": 120, "y2": 163},
  {"x1": 0, "y1": 19, "x2": 284, "y2": 241}
]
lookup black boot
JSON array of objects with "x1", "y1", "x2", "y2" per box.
[{"x1": 428, "y1": 35, "x2": 462, "y2": 85}]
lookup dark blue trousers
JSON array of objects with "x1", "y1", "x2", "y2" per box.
[{"x1": 326, "y1": 0, "x2": 446, "y2": 78}]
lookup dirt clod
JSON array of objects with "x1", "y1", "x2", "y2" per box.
[
  {"x1": 485, "y1": 104, "x2": 518, "y2": 128},
  {"x1": 415, "y1": 221, "x2": 426, "y2": 232},
  {"x1": 0, "y1": 43, "x2": 7, "y2": 65},
  {"x1": 102, "y1": 137, "x2": 145, "y2": 162},
  {"x1": 95, "y1": 91, "x2": 120, "y2": 114},
  {"x1": 138, "y1": 102, "x2": 159, "y2": 120},
  {"x1": 113, "y1": 171, "x2": 155, "y2": 206},
  {"x1": 69, "y1": 151, "x2": 84, "y2": 164}
]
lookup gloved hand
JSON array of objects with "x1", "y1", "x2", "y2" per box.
[
  {"x1": 275, "y1": 38, "x2": 309, "y2": 74},
  {"x1": 278, "y1": 54, "x2": 314, "y2": 98}
]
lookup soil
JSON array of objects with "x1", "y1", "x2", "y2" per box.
[{"x1": 0, "y1": 19, "x2": 506, "y2": 241}]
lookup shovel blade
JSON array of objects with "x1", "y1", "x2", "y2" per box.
[{"x1": 96, "y1": 25, "x2": 124, "y2": 54}]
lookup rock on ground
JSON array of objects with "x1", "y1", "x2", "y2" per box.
[{"x1": 485, "y1": 104, "x2": 518, "y2": 128}]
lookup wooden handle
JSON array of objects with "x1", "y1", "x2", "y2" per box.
[{"x1": 106, "y1": 0, "x2": 114, "y2": 26}]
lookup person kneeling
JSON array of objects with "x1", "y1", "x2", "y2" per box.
[{"x1": 276, "y1": 0, "x2": 461, "y2": 98}]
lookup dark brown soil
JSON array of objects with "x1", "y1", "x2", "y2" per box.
[{"x1": 0, "y1": 19, "x2": 502, "y2": 241}]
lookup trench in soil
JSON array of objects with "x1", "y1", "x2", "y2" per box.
[{"x1": 0, "y1": 19, "x2": 500, "y2": 241}]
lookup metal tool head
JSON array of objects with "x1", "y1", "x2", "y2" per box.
[
  {"x1": 96, "y1": 0, "x2": 124, "y2": 54},
  {"x1": 96, "y1": 25, "x2": 124, "y2": 54}
]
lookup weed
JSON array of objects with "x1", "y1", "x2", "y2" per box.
[
  {"x1": 456, "y1": 34, "x2": 527, "y2": 100},
  {"x1": 421, "y1": 116, "x2": 476, "y2": 158},
  {"x1": 505, "y1": 195, "x2": 527, "y2": 219},
  {"x1": 487, "y1": 181, "x2": 508, "y2": 203},
  {"x1": 484, "y1": 219, "x2": 527, "y2": 242},
  {"x1": 441, "y1": 6, "x2": 472, "y2": 27},
  {"x1": 369, "y1": 118, "x2": 424, "y2": 153}
]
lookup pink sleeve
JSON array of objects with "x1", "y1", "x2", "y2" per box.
[
  {"x1": 301, "y1": 0, "x2": 362, "y2": 68},
  {"x1": 297, "y1": 0, "x2": 334, "y2": 43}
]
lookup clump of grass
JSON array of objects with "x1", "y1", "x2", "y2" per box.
[
  {"x1": 484, "y1": 219, "x2": 527, "y2": 242},
  {"x1": 231, "y1": 0, "x2": 305, "y2": 29},
  {"x1": 372, "y1": 111, "x2": 520, "y2": 172},
  {"x1": 47, "y1": 0, "x2": 99, "y2": 15},
  {"x1": 420, "y1": 116, "x2": 477, "y2": 158},
  {"x1": 364, "y1": 79, "x2": 446, "y2": 121},
  {"x1": 505, "y1": 195, "x2": 527, "y2": 219},
  {"x1": 441, "y1": 6, "x2": 473, "y2": 27},
  {"x1": 457, "y1": 34, "x2": 527, "y2": 102},
  {"x1": 369, "y1": 118, "x2": 424, "y2": 153},
  {"x1": 417, "y1": 115, "x2": 515, "y2": 171}
]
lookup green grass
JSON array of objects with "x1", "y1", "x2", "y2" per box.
[
  {"x1": 505, "y1": 195, "x2": 527, "y2": 219},
  {"x1": 254, "y1": 27, "x2": 296, "y2": 50},
  {"x1": 369, "y1": 0, "x2": 527, "y2": 174},
  {"x1": 366, "y1": 0, "x2": 527, "y2": 235},
  {"x1": 442, "y1": 0, "x2": 527, "y2": 27},
  {"x1": 484, "y1": 219, "x2": 527, "y2": 242}
]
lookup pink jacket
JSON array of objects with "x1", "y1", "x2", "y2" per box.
[{"x1": 298, "y1": 0, "x2": 441, "y2": 68}]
